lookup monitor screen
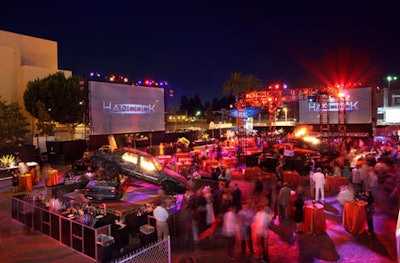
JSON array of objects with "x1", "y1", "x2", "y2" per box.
[
  {"x1": 298, "y1": 87, "x2": 371, "y2": 124},
  {"x1": 89, "y1": 81, "x2": 165, "y2": 135}
]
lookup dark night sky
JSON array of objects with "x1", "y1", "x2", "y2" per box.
[{"x1": 2, "y1": 1, "x2": 400, "y2": 105}]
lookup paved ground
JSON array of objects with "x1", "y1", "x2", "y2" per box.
[{"x1": 0, "y1": 167, "x2": 398, "y2": 263}]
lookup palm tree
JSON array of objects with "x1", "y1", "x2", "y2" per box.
[{"x1": 222, "y1": 72, "x2": 263, "y2": 98}]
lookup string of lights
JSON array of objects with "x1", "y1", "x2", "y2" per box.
[{"x1": 88, "y1": 72, "x2": 168, "y2": 88}]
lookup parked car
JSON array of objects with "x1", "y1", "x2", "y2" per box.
[
  {"x1": 84, "y1": 180, "x2": 124, "y2": 200},
  {"x1": 91, "y1": 147, "x2": 188, "y2": 194}
]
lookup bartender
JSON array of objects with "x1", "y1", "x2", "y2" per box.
[
  {"x1": 16, "y1": 156, "x2": 29, "y2": 175},
  {"x1": 153, "y1": 199, "x2": 169, "y2": 241}
]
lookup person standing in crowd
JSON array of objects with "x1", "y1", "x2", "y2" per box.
[
  {"x1": 222, "y1": 205, "x2": 238, "y2": 260},
  {"x1": 195, "y1": 188, "x2": 207, "y2": 234},
  {"x1": 224, "y1": 166, "x2": 232, "y2": 187},
  {"x1": 278, "y1": 182, "x2": 291, "y2": 220},
  {"x1": 352, "y1": 163, "x2": 363, "y2": 197},
  {"x1": 12, "y1": 168, "x2": 19, "y2": 193},
  {"x1": 271, "y1": 180, "x2": 282, "y2": 220},
  {"x1": 293, "y1": 194, "x2": 304, "y2": 233},
  {"x1": 313, "y1": 167, "x2": 326, "y2": 202},
  {"x1": 343, "y1": 158, "x2": 351, "y2": 179},
  {"x1": 153, "y1": 199, "x2": 169, "y2": 241},
  {"x1": 237, "y1": 202, "x2": 255, "y2": 255},
  {"x1": 275, "y1": 160, "x2": 283, "y2": 182},
  {"x1": 232, "y1": 183, "x2": 242, "y2": 212},
  {"x1": 203, "y1": 186, "x2": 215, "y2": 228},
  {"x1": 309, "y1": 166, "x2": 315, "y2": 199},
  {"x1": 16, "y1": 156, "x2": 29, "y2": 175},
  {"x1": 253, "y1": 205, "x2": 273, "y2": 263},
  {"x1": 361, "y1": 189, "x2": 375, "y2": 234}
]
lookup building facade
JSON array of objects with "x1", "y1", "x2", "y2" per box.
[{"x1": 0, "y1": 30, "x2": 72, "y2": 142}]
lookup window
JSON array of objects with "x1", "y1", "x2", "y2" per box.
[
  {"x1": 122, "y1": 152, "x2": 138, "y2": 164},
  {"x1": 140, "y1": 156, "x2": 156, "y2": 171}
]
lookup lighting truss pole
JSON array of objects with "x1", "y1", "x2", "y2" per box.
[{"x1": 387, "y1": 75, "x2": 398, "y2": 90}]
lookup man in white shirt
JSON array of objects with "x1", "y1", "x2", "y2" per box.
[
  {"x1": 153, "y1": 199, "x2": 169, "y2": 241},
  {"x1": 314, "y1": 167, "x2": 326, "y2": 202}
]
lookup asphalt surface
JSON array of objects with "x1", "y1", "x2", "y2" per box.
[{"x1": 0, "y1": 166, "x2": 398, "y2": 263}]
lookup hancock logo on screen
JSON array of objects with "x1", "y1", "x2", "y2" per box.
[
  {"x1": 308, "y1": 101, "x2": 359, "y2": 112},
  {"x1": 102, "y1": 102, "x2": 156, "y2": 114}
]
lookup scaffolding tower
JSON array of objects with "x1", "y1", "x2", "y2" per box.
[
  {"x1": 236, "y1": 88, "x2": 283, "y2": 166},
  {"x1": 337, "y1": 95, "x2": 347, "y2": 136},
  {"x1": 319, "y1": 93, "x2": 330, "y2": 138},
  {"x1": 236, "y1": 94, "x2": 247, "y2": 167}
]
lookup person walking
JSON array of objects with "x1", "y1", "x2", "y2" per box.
[
  {"x1": 222, "y1": 205, "x2": 238, "y2": 260},
  {"x1": 277, "y1": 182, "x2": 291, "y2": 220},
  {"x1": 275, "y1": 160, "x2": 283, "y2": 182},
  {"x1": 153, "y1": 199, "x2": 169, "y2": 241},
  {"x1": 271, "y1": 181, "x2": 282, "y2": 220},
  {"x1": 313, "y1": 167, "x2": 326, "y2": 202},
  {"x1": 252, "y1": 205, "x2": 273, "y2": 262},
  {"x1": 237, "y1": 202, "x2": 255, "y2": 255}
]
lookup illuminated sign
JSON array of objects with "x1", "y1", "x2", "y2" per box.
[
  {"x1": 102, "y1": 103, "x2": 156, "y2": 114},
  {"x1": 90, "y1": 81, "x2": 165, "y2": 135},
  {"x1": 307, "y1": 101, "x2": 359, "y2": 112},
  {"x1": 298, "y1": 87, "x2": 371, "y2": 124}
]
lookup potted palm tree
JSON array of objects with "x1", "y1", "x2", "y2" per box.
[{"x1": 0, "y1": 155, "x2": 16, "y2": 168}]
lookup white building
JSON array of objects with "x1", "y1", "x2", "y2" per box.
[{"x1": 0, "y1": 30, "x2": 72, "y2": 141}]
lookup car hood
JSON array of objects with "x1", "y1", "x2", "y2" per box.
[{"x1": 162, "y1": 168, "x2": 188, "y2": 184}]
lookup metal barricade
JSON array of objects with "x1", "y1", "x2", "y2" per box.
[{"x1": 111, "y1": 236, "x2": 170, "y2": 263}]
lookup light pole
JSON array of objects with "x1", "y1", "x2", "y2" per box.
[{"x1": 387, "y1": 75, "x2": 398, "y2": 90}]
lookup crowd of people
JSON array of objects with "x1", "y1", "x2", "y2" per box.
[
  {"x1": 165, "y1": 135, "x2": 400, "y2": 262},
  {"x1": 9, "y1": 134, "x2": 400, "y2": 262}
]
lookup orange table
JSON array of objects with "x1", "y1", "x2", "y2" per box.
[
  {"x1": 157, "y1": 155, "x2": 172, "y2": 164},
  {"x1": 243, "y1": 166, "x2": 262, "y2": 180},
  {"x1": 178, "y1": 157, "x2": 192, "y2": 164},
  {"x1": 203, "y1": 160, "x2": 220, "y2": 172},
  {"x1": 326, "y1": 176, "x2": 348, "y2": 192},
  {"x1": 303, "y1": 203, "x2": 326, "y2": 235},
  {"x1": 45, "y1": 169, "x2": 59, "y2": 186},
  {"x1": 20, "y1": 173, "x2": 32, "y2": 192},
  {"x1": 221, "y1": 157, "x2": 236, "y2": 168},
  {"x1": 343, "y1": 201, "x2": 366, "y2": 234},
  {"x1": 176, "y1": 162, "x2": 192, "y2": 171},
  {"x1": 282, "y1": 170, "x2": 301, "y2": 188},
  {"x1": 175, "y1": 152, "x2": 190, "y2": 160}
]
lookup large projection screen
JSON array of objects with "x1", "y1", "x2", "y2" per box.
[
  {"x1": 298, "y1": 87, "x2": 371, "y2": 124},
  {"x1": 90, "y1": 81, "x2": 165, "y2": 135}
]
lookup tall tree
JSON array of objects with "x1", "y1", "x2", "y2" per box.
[
  {"x1": 0, "y1": 97, "x2": 30, "y2": 147},
  {"x1": 179, "y1": 95, "x2": 189, "y2": 113},
  {"x1": 24, "y1": 72, "x2": 85, "y2": 124},
  {"x1": 222, "y1": 72, "x2": 263, "y2": 98}
]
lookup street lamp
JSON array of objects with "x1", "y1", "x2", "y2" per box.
[
  {"x1": 387, "y1": 75, "x2": 398, "y2": 89},
  {"x1": 283, "y1": 107, "x2": 288, "y2": 124}
]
